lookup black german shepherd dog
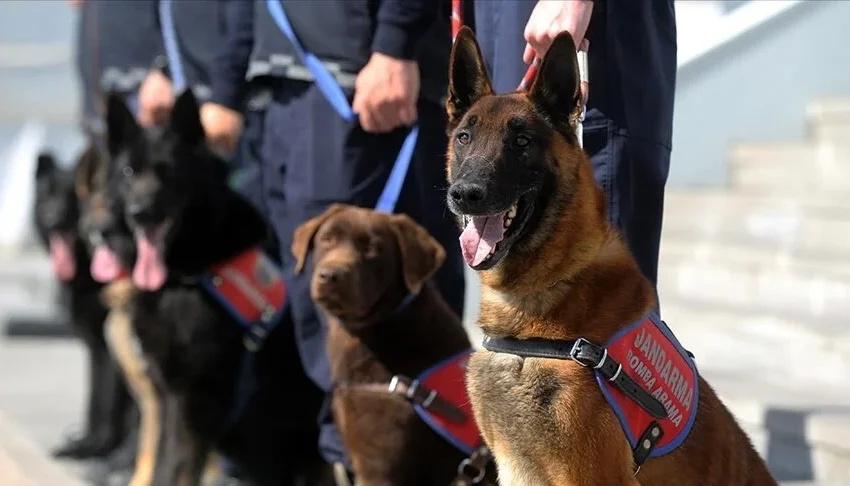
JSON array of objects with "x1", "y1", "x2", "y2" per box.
[
  {"x1": 33, "y1": 149, "x2": 132, "y2": 460},
  {"x1": 102, "y1": 89, "x2": 334, "y2": 485}
]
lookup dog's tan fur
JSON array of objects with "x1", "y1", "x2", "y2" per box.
[
  {"x1": 446, "y1": 27, "x2": 776, "y2": 486},
  {"x1": 76, "y1": 151, "x2": 168, "y2": 486}
]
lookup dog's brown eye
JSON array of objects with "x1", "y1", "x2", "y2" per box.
[
  {"x1": 514, "y1": 136, "x2": 530, "y2": 148},
  {"x1": 122, "y1": 166, "x2": 134, "y2": 177},
  {"x1": 366, "y1": 240, "x2": 380, "y2": 257},
  {"x1": 456, "y1": 132, "x2": 470, "y2": 145}
]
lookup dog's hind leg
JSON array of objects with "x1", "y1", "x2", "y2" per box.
[
  {"x1": 150, "y1": 392, "x2": 210, "y2": 486},
  {"x1": 52, "y1": 338, "x2": 119, "y2": 458},
  {"x1": 99, "y1": 350, "x2": 134, "y2": 449}
]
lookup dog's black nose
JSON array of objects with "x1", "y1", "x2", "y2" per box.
[
  {"x1": 127, "y1": 203, "x2": 163, "y2": 225},
  {"x1": 448, "y1": 182, "x2": 486, "y2": 210},
  {"x1": 317, "y1": 266, "x2": 345, "y2": 285}
]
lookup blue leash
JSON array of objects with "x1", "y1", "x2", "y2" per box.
[
  {"x1": 158, "y1": 0, "x2": 186, "y2": 93},
  {"x1": 265, "y1": 0, "x2": 418, "y2": 214}
]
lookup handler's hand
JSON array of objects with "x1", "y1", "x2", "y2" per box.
[
  {"x1": 200, "y1": 103, "x2": 244, "y2": 156},
  {"x1": 138, "y1": 69, "x2": 174, "y2": 128},
  {"x1": 523, "y1": 0, "x2": 593, "y2": 64},
  {"x1": 352, "y1": 52, "x2": 419, "y2": 134}
]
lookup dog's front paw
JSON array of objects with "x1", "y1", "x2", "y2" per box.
[{"x1": 50, "y1": 430, "x2": 118, "y2": 459}]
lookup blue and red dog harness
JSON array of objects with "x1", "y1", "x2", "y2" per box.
[
  {"x1": 198, "y1": 248, "x2": 289, "y2": 429},
  {"x1": 483, "y1": 312, "x2": 698, "y2": 472},
  {"x1": 342, "y1": 347, "x2": 491, "y2": 483}
]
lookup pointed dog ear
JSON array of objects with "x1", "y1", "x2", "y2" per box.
[
  {"x1": 527, "y1": 31, "x2": 582, "y2": 134},
  {"x1": 388, "y1": 214, "x2": 446, "y2": 294},
  {"x1": 446, "y1": 26, "x2": 494, "y2": 132},
  {"x1": 74, "y1": 143, "x2": 104, "y2": 200},
  {"x1": 291, "y1": 204, "x2": 348, "y2": 275},
  {"x1": 169, "y1": 89, "x2": 205, "y2": 147},
  {"x1": 105, "y1": 92, "x2": 142, "y2": 157}
]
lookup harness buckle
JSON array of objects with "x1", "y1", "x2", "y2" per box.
[
  {"x1": 569, "y1": 337, "x2": 600, "y2": 367},
  {"x1": 388, "y1": 375, "x2": 412, "y2": 397},
  {"x1": 456, "y1": 445, "x2": 491, "y2": 484},
  {"x1": 243, "y1": 325, "x2": 268, "y2": 352},
  {"x1": 457, "y1": 457, "x2": 486, "y2": 483}
]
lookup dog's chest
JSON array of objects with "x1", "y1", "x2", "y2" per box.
[
  {"x1": 466, "y1": 350, "x2": 571, "y2": 449},
  {"x1": 327, "y1": 323, "x2": 393, "y2": 383},
  {"x1": 132, "y1": 289, "x2": 235, "y2": 374}
]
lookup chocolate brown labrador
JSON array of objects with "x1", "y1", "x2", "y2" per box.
[{"x1": 292, "y1": 204, "x2": 497, "y2": 486}]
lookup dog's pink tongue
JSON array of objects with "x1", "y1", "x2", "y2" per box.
[
  {"x1": 90, "y1": 245, "x2": 121, "y2": 283},
  {"x1": 459, "y1": 212, "x2": 507, "y2": 267},
  {"x1": 133, "y1": 232, "x2": 167, "y2": 291},
  {"x1": 48, "y1": 234, "x2": 76, "y2": 281}
]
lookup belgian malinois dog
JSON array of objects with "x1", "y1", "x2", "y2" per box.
[{"x1": 444, "y1": 26, "x2": 776, "y2": 485}]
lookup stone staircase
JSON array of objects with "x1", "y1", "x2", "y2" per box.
[{"x1": 658, "y1": 97, "x2": 850, "y2": 485}]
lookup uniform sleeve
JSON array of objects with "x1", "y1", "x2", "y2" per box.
[
  {"x1": 371, "y1": 0, "x2": 437, "y2": 60},
  {"x1": 208, "y1": 0, "x2": 255, "y2": 110}
]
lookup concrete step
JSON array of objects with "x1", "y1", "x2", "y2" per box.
[
  {"x1": 661, "y1": 191, "x2": 850, "y2": 258},
  {"x1": 664, "y1": 190, "x2": 848, "y2": 222},
  {"x1": 657, "y1": 257, "x2": 850, "y2": 332},
  {"x1": 660, "y1": 303, "x2": 850, "y2": 484},
  {"x1": 660, "y1": 303, "x2": 849, "y2": 398},
  {"x1": 0, "y1": 409, "x2": 86, "y2": 486},
  {"x1": 807, "y1": 98, "x2": 850, "y2": 145},
  {"x1": 660, "y1": 239, "x2": 850, "y2": 281},
  {"x1": 727, "y1": 142, "x2": 850, "y2": 195}
]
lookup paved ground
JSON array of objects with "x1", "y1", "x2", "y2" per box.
[{"x1": 0, "y1": 251, "x2": 846, "y2": 485}]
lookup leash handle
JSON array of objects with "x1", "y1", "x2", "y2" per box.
[
  {"x1": 265, "y1": 0, "x2": 418, "y2": 214},
  {"x1": 158, "y1": 0, "x2": 187, "y2": 93},
  {"x1": 450, "y1": 0, "x2": 588, "y2": 146}
]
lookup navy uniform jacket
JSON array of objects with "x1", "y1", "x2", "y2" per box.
[
  {"x1": 164, "y1": 0, "x2": 228, "y2": 102},
  {"x1": 76, "y1": 0, "x2": 162, "y2": 135},
  {"x1": 474, "y1": 0, "x2": 677, "y2": 148},
  {"x1": 77, "y1": 0, "x2": 163, "y2": 97},
  {"x1": 209, "y1": 0, "x2": 472, "y2": 112}
]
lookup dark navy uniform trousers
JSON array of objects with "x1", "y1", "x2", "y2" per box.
[
  {"x1": 259, "y1": 80, "x2": 466, "y2": 464},
  {"x1": 475, "y1": 0, "x2": 677, "y2": 290}
]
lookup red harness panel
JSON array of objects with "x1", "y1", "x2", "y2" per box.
[
  {"x1": 596, "y1": 314, "x2": 698, "y2": 457},
  {"x1": 204, "y1": 248, "x2": 287, "y2": 327},
  {"x1": 412, "y1": 349, "x2": 482, "y2": 455}
]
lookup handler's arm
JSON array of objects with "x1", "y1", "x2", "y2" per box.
[
  {"x1": 208, "y1": 0, "x2": 255, "y2": 111},
  {"x1": 371, "y1": 0, "x2": 437, "y2": 60}
]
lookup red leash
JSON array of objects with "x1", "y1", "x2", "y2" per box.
[{"x1": 450, "y1": 0, "x2": 588, "y2": 146}]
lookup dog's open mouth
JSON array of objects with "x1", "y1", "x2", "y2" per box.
[
  {"x1": 458, "y1": 192, "x2": 534, "y2": 270},
  {"x1": 132, "y1": 224, "x2": 169, "y2": 291},
  {"x1": 48, "y1": 231, "x2": 76, "y2": 282},
  {"x1": 89, "y1": 231, "x2": 123, "y2": 283}
]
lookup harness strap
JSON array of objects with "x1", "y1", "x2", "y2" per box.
[
  {"x1": 200, "y1": 253, "x2": 288, "y2": 436},
  {"x1": 336, "y1": 374, "x2": 466, "y2": 425},
  {"x1": 481, "y1": 335, "x2": 670, "y2": 471},
  {"x1": 482, "y1": 336, "x2": 667, "y2": 419},
  {"x1": 265, "y1": 0, "x2": 417, "y2": 214},
  {"x1": 453, "y1": 444, "x2": 492, "y2": 485}
]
